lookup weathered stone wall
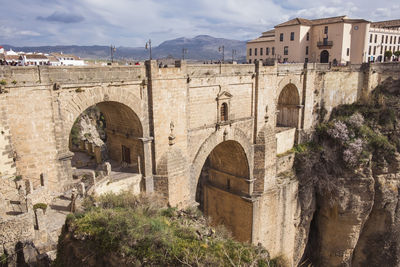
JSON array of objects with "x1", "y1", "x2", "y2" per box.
[
  {"x1": 0, "y1": 98, "x2": 16, "y2": 178},
  {"x1": 1, "y1": 62, "x2": 399, "y2": 265}
]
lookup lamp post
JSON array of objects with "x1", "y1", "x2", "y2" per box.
[
  {"x1": 182, "y1": 48, "x2": 188, "y2": 60},
  {"x1": 110, "y1": 45, "x2": 116, "y2": 63},
  {"x1": 231, "y1": 49, "x2": 236, "y2": 63},
  {"x1": 145, "y1": 39, "x2": 152, "y2": 60},
  {"x1": 218, "y1": 45, "x2": 225, "y2": 63}
]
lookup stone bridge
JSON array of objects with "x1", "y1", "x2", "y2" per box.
[{"x1": 1, "y1": 61, "x2": 399, "y2": 264}]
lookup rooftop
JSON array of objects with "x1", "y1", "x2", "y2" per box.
[{"x1": 371, "y1": 19, "x2": 400, "y2": 29}]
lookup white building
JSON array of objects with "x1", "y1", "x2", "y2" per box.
[
  {"x1": 51, "y1": 53, "x2": 85, "y2": 66},
  {"x1": 20, "y1": 54, "x2": 49, "y2": 66}
]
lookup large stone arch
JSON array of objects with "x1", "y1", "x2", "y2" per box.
[
  {"x1": 190, "y1": 126, "x2": 253, "y2": 200},
  {"x1": 191, "y1": 127, "x2": 254, "y2": 242},
  {"x1": 60, "y1": 87, "x2": 145, "y2": 143},
  {"x1": 56, "y1": 86, "x2": 150, "y2": 182}
]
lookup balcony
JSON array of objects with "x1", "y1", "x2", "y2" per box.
[{"x1": 317, "y1": 40, "x2": 333, "y2": 48}]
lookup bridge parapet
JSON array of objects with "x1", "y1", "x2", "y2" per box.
[
  {"x1": 0, "y1": 65, "x2": 146, "y2": 87},
  {"x1": 187, "y1": 64, "x2": 255, "y2": 77}
]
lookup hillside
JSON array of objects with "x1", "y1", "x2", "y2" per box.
[
  {"x1": 54, "y1": 192, "x2": 283, "y2": 266},
  {"x1": 2, "y1": 35, "x2": 247, "y2": 61},
  {"x1": 294, "y1": 77, "x2": 400, "y2": 266}
]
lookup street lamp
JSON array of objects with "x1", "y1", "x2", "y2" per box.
[
  {"x1": 110, "y1": 45, "x2": 116, "y2": 63},
  {"x1": 145, "y1": 39, "x2": 152, "y2": 60},
  {"x1": 218, "y1": 45, "x2": 225, "y2": 63},
  {"x1": 182, "y1": 48, "x2": 188, "y2": 60},
  {"x1": 231, "y1": 49, "x2": 236, "y2": 63}
]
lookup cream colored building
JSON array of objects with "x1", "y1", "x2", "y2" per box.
[{"x1": 247, "y1": 16, "x2": 400, "y2": 64}]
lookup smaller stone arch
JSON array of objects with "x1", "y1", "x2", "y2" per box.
[{"x1": 277, "y1": 83, "x2": 300, "y2": 128}]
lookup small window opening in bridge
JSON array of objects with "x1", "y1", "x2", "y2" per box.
[
  {"x1": 227, "y1": 179, "x2": 231, "y2": 190},
  {"x1": 221, "y1": 102, "x2": 228, "y2": 121},
  {"x1": 122, "y1": 145, "x2": 131, "y2": 164}
]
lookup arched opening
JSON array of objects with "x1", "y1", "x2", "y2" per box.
[
  {"x1": 320, "y1": 50, "x2": 329, "y2": 63},
  {"x1": 195, "y1": 140, "x2": 252, "y2": 241},
  {"x1": 220, "y1": 102, "x2": 228, "y2": 121},
  {"x1": 69, "y1": 101, "x2": 144, "y2": 174},
  {"x1": 277, "y1": 83, "x2": 300, "y2": 128}
]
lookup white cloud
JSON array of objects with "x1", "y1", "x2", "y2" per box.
[{"x1": 0, "y1": 0, "x2": 399, "y2": 46}]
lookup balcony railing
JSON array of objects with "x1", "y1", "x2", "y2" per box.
[{"x1": 317, "y1": 40, "x2": 333, "y2": 47}]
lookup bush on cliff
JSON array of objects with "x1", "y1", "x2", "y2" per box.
[{"x1": 54, "y1": 192, "x2": 283, "y2": 266}]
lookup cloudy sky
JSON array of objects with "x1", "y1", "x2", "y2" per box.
[{"x1": 1, "y1": 0, "x2": 399, "y2": 47}]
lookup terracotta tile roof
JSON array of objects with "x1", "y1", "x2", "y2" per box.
[
  {"x1": 261, "y1": 29, "x2": 275, "y2": 37},
  {"x1": 25, "y1": 54, "x2": 48, "y2": 60},
  {"x1": 275, "y1": 18, "x2": 313, "y2": 28},
  {"x1": 5, "y1": 55, "x2": 20, "y2": 61},
  {"x1": 47, "y1": 55, "x2": 59, "y2": 62},
  {"x1": 275, "y1": 15, "x2": 369, "y2": 28},
  {"x1": 51, "y1": 52, "x2": 81, "y2": 60},
  {"x1": 371, "y1": 19, "x2": 400, "y2": 29}
]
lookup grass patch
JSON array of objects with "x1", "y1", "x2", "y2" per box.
[{"x1": 56, "y1": 192, "x2": 279, "y2": 266}]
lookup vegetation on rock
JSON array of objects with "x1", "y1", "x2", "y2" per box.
[{"x1": 54, "y1": 192, "x2": 283, "y2": 266}]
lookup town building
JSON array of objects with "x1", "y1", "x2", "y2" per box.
[
  {"x1": 50, "y1": 52, "x2": 85, "y2": 66},
  {"x1": 247, "y1": 16, "x2": 400, "y2": 64},
  {"x1": 20, "y1": 53, "x2": 50, "y2": 66}
]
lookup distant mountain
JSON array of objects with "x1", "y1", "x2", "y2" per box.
[{"x1": 2, "y1": 35, "x2": 247, "y2": 61}]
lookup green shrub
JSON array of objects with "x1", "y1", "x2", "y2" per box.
[
  {"x1": 0, "y1": 80, "x2": 6, "y2": 86},
  {"x1": 61, "y1": 192, "x2": 277, "y2": 266},
  {"x1": 33, "y1": 203, "x2": 48, "y2": 212}
]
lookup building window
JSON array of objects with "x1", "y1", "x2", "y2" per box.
[
  {"x1": 370, "y1": 34, "x2": 373, "y2": 43},
  {"x1": 373, "y1": 46, "x2": 376, "y2": 55},
  {"x1": 347, "y1": 48, "x2": 350, "y2": 56},
  {"x1": 249, "y1": 48, "x2": 252, "y2": 56},
  {"x1": 386, "y1": 35, "x2": 388, "y2": 43},
  {"x1": 220, "y1": 103, "x2": 228, "y2": 121},
  {"x1": 260, "y1": 47, "x2": 263, "y2": 56},
  {"x1": 324, "y1": 26, "x2": 328, "y2": 34},
  {"x1": 381, "y1": 46, "x2": 383, "y2": 54},
  {"x1": 306, "y1": 32, "x2": 310, "y2": 41},
  {"x1": 255, "y1": 48, "x2": 257, "y2": 56},
  {"x1": 290, "y1": 32, "x2": 294, "y2": 41},
  {"x1": 305, "y1": 46, "x2": 309, "y2": 55},
  {"x1": 395, "y1": 37, "x2": 397, "y2": 44},
  {"x1": 280, "y1": 33, "x2": 284, "y2": 42},
  {"x1": 381, "y1": 35, "x2": 384, "y2": 43},
  {"x1": 266, "y1": 47, "x2": 269, "y2": 55},
  {"x1": 375, "y1": 34, "x2": 377, "y2": 43},
  {"x1": 284, "y1": 46, "x2": 288, "y2": 55},
  {"x1": 305, "y1": 58, "x2": 308, "y2": 63},
  {"x1": 249, "y1": 59, "x2": 252, "y2": 63},
  {"x1": 272, "y1": 47, "x2": 275, "y2": 55},
  {"x1": 390, "y1": 36, "x2": 393, "y2": 44}
]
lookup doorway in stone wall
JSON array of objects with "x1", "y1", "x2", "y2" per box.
[{"x1": 320, "y1": 50, "x2": 329, "y2": 63}]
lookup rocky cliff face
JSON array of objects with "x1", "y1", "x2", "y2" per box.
[{"x1": 297, "y1": 77, "x2": 400, "y2": 266}]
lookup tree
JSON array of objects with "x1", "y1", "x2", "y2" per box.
[
  {"x1": 394, "y1": 51, "x2": 400, "y2": 61},
  {"x1": 384, "y1": 50, "x2": 393, "y2": 61}
]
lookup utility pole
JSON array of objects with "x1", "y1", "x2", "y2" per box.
[
  {"x1": 231, "y1": 49, "x2": 236, "y2": 63},
  {"x1": 182, "y1": 48, "x2": 188, "y2": 60},
  {"x1": 218, "y1": 45, "x2": 225, "y2": 63},
  {"x1": 145, "y1": 39, "x2": 152, "y2": 60},
  {"x1": 110, "y1": 45, "x2": 116, "y2": 63}
]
